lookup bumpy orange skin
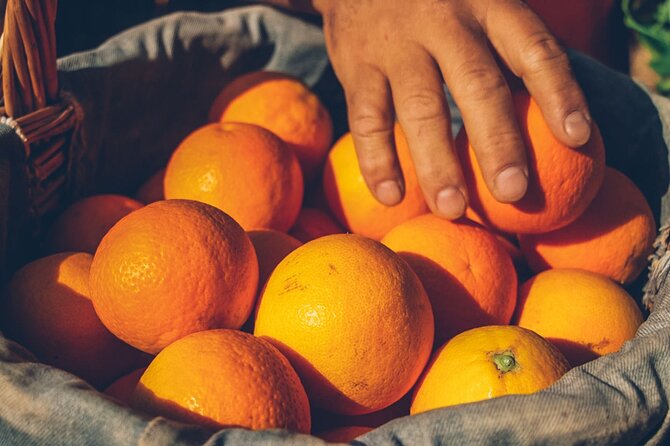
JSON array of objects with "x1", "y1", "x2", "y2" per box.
[
  {"x1": 210, "y1": 71, "x2": 333, "y2": 181},
  {"x1": 47, "y1": 195, "x2": 143, "y2": 254},
  {"x1": 457, "y1": 93, "x2": 606, "y2": 234},
  {"x1": 3, "y1": 253, "x2": 142, "y2": 388},
  {"x1": 104, "y1": 368, "x2": 145, "y2": 405},
  {"x1": 132, "y1": 329, "x2": 310, "y2": 433},
  {"x1": 135, "y1": 169, "x2": 165, "y2": 204},
  {"x1": 317, "y1": 426, "x2": 373, "y2": 442},
  {"x1": 518, "y1": 168, "x2": 656, "y2": 285},
  {"x1": 254, "y1": 234, "x2": 434, "y2": 416},
  {"x1": 514, "y1": 269, "x2": 644, "y2": 366},
  {"x1": 382, "y1": 215, "x2": 517, "y2": 345},
  {"x1": 248, "y1": 229, "x2": 302, "y2": 289},
  {"x1": 164, "y1": 122, "x2": 303, "y2": 231},
  {"x1": 411, "y1": 325, "x2": 570, "y2": 414},
  {"x1": 289, "y1": 208, "x2": 345, "y2": 243},
  {"x1": 323, "y1": 125, "x2": 429, "y2": 240},
  {"x1": 89, "y1": 200, "x2": 259, "y2": 354}
]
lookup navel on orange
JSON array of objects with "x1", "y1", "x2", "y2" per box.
[{"x1": 411, "y1": 325, "x2": 569, "y2": 414}]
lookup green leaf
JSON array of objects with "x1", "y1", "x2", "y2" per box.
[{"x1": 623, "y1": 0, "x2": 670, "y2": 92}]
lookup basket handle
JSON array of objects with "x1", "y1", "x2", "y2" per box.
[{"x1": 2, "y1": 0, "x2": 58, "y2": 118}]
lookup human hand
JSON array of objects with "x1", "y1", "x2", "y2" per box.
[{"x1": 312, "y1": 0, "x2": 592, "y2": 219}]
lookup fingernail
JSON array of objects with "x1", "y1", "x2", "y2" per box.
[
  {"x1": 563, "y1": 111, "x2": 592, "y2": 146},
  {"x1": 436, "y1": 187, "x2": 467, "y2": 219},
  {"x1": 376, "y1": 180, "x2": 403, "y2": 206},
  {"x1": 494, "y1": 166, "x2": 528, "y2": 202}
]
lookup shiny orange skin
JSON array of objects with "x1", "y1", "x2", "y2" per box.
[
  {"x1": 89, "y1": 199, "x2": 259, "y2": 354},
  {"x1": 47, "y1": 195, "x2": 143, "y2": 254},
  {"x1": 518, "y1": 168, "x2": 656, "y2": 285},
  {"x1": 382, "y1": 215, "x2": 517, "y2": 345},
  {"x1": 210, "y1": 71, "x2": 333, "y2": 181},
  {"x1": 411, "y1": 325, "x2": 570, "y2": 414},
  {"x1": 132, "y1": 329, "x2": 310, "y2": 433},
  {"x1": 323, "y1": 125, "x2": 429, "y2": 240},
  {"x1": 164, "y1": 122, "x2": 303, "y2": 231},
  {"x1": 457, "y1": 93, "x2": 605, "y2": 234},
  {"x1": 3, "y1": 253, "x2": 142, "y2": 388},
  {"x1": 254, "y1": 234, "x2": 434, "y2": 415},
  {"x1": 514, "y1": 269, "x2": 644, "y2": 366}
]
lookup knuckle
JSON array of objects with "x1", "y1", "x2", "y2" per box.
[
  {"x1": 357, "y1": 150, "x2": 396, "y2": 178},
  {"x1": 399, "y1": 89, "x2": 446, "y2": 126},
  {"x1": 452, "y1": 63, "x2": 507, "y2": 103},
  {"x1": 349, "y1": 107, "x2": 393, "y2": 140},
  {"x1": 520, "y1": 32, "x2": 569, "y2": 74}
]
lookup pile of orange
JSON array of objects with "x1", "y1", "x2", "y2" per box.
[{"x1": 1, "y1": 72, "x2": 653, "y2": 441}]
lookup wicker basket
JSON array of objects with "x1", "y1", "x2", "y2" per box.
[{"x1": 0, "y1": 0, "x2": 76, "y2": 279}]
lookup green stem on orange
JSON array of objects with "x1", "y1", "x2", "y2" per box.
[{"x1": 492, "y1": 351, "x2": 517, "y2": 373}]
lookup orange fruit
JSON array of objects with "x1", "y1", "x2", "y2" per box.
[
  {"x1": 46, "y1": 195, "x2": 143, "y2": 254},
  {"x1": 323, "y1": 125, "x2": 429, "y2": 240},
  {"x1": 132, "y1": 329, "x2": 310, "y2": 432},
  {"x1": 465, "y1": 207, "x2": 517, "y2": 242},
  {"x1": 104, "y1": 368, "x2": 145, "y2": 405},
  {"x1": 3, "y1": 253, "x2": 141, "y2": 388},
  {"x1": 457, "y1": 92, "x2": 605, "y2": 234},
  {"x1": 289, "y1": 208, "x2": 345, "y2": 243},
  {"x1": 514, "y1": 269, "x2": 644, "y2": 366},
  {"x1": 518, "y1": 168, "x2": 656, "y2": 285},
  {"x1": 210, "y1": 71, "x2": 333, "y2": 181},
  {"x1": 135, "y1": 169, "x2": 165, "y2": 204},
  {"x1": 254, "y1": 234, "x2": 434, "y2": 415},
  {"x1": 382, "y1": 215, "x2": 517, "y2": 345},
  {"x1": 317, "y1": 426, "x2": 373, "y2": 442},
  {"x1": 248, "y1": 229, "x2": 302, "y2": 290},
  {"x1": 411, "y1": 325, "x2": 570, "y2": 414},
  {"x1": 164, "y1": 122, "x2": 303, "y2": 231},
  {"x1": 89, "y1": 199, "x2": 258, "y2": 354}
]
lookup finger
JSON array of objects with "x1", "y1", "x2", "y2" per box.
[
  {"x1": 387, "y1": 45, "x2": 468, "y2": 219},
  {"x1": 425, "y1": 21, "x2": 529, "y2": 203},
  {"x1": 482, "y1": 0, "x2": 592, "y2": 147},
  {"x1": 344, "y1": 65, "x2": 405, "y2": 206}
]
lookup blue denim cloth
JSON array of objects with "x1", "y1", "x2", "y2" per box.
[{"x1": 2, "y1": 6, "x2": 670, "y2": 445}]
